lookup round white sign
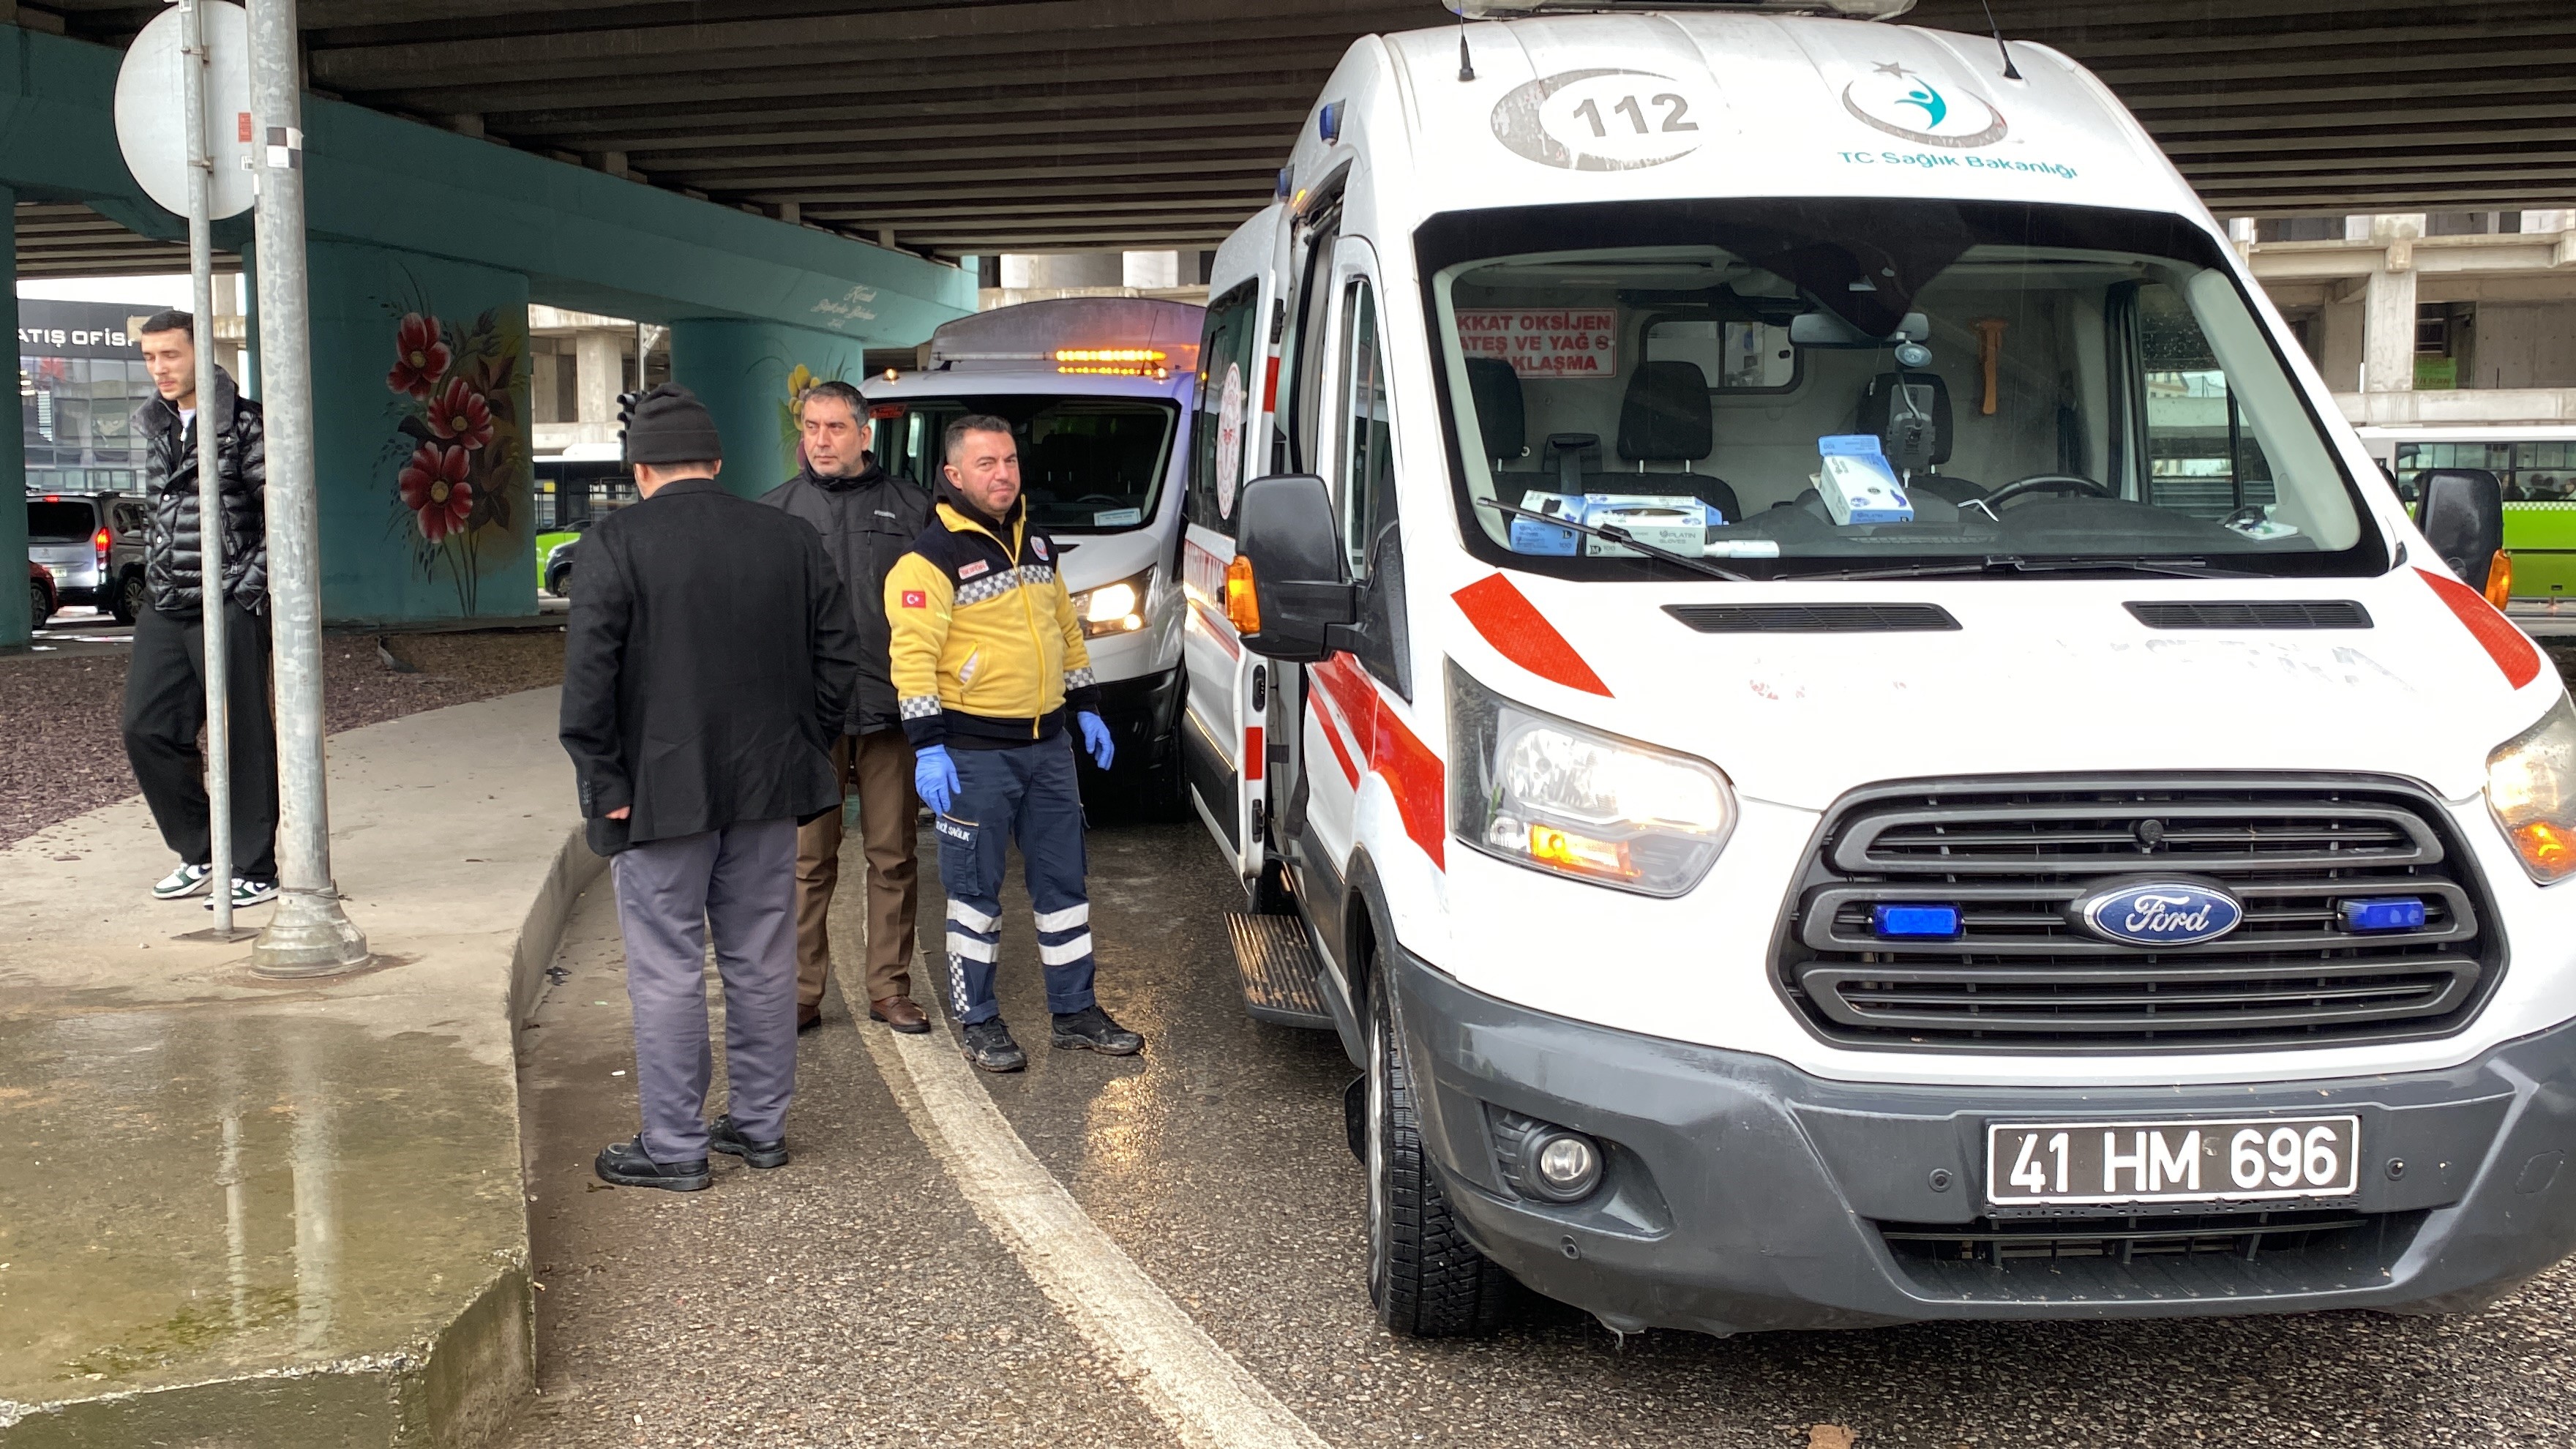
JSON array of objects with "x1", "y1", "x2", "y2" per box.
[
  {"x1": 1491, "y1": 69, "x2": 1718, "y2": 172},
  {"x1": 114, "y1": 1, "x2": 258, "y2": 221},
  {"x1": 1214, "y1": 360, "x2": 1246, "y2": 519}
]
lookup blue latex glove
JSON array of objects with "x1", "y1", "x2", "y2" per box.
[
  {"x1": 913, "y1": 744, "x2": 959, "y2": 816},
  {"x1": 1078, "y1": 711, "x2": 1115, "y2": 770}
]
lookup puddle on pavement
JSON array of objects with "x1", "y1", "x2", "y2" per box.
[{"x1": 0, "y1": 1001, "x2": 523, "y2": 1405}]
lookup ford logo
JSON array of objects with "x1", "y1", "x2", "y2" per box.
[{"x1": 2071, "y1": 879, "x2": 2244, "y2": 947}]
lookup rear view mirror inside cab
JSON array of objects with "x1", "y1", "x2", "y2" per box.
[{"x1": 1789, "y1": 310, "x2": 1930, "y2": 349}]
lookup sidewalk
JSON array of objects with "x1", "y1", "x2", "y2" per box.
[{"x1": 0, "y1": 688, "x2": 596, "y2": 1446}]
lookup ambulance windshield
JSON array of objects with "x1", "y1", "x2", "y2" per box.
[{"x1": 1423, "y1": 198, "x2": 2383, "y2": 579}]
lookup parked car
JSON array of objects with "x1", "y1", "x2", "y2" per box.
[
  {"x1": 27, "y1": 561, "x2": 56, "y2": 628},
  {"x1": 543, "y1": 531, "x2": 580, "y2": 596},
  {"x1": 25, "y1": 492, "x2": 148, "y2": 623}
]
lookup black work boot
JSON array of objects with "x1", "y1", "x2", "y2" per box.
[
  {"x1": 1052, "y1": 1005, "x2": 1144, "y2": 1056},
  {"x1": 708, "y1": 1115, "x2": 789, "y2": 1170},
  {"x1": 961, "y1": 1017, "x2": 1028, "y2": 1073},
  {"x1": 595, "y1": 1134, "x2": 711, "y2": 1191}
]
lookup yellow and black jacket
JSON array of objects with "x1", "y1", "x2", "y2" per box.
[{"x1": 886, "y1": 493, "x2": 1099, "y2": 750}]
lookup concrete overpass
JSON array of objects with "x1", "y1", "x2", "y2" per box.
[{"x1": 23, "y1": 0, "x2": 2569, "y2": 261}]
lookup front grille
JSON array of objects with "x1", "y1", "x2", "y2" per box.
[
  {"x1": 1879, "y1": 1209, "x2": 2427, "y2": 1302},
  {"x1": 1776, "y1": 778, "x2": 2500, "y2": 1052}
]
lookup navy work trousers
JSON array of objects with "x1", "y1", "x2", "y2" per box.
[{"x1": 932, "y1": 737, "x2": 1094, "y2": 1026}]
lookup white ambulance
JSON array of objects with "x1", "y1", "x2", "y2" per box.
[
  {"x1": 867, "y1": 297, "x2": 1203, "y2": 813},
  {"x1": 1181, "y1": 0, "x2": 2576, "y2": 1338}
]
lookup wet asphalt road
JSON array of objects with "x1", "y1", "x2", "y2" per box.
[{"x1": 513, "y1": 819, "x2": 2576, "y2": 1448}]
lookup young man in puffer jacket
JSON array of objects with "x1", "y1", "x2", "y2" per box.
[{"x1": 883, "y1": 413, "x2": 1143, "y2": 1072}]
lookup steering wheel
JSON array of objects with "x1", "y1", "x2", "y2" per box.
[
  {"x1": 1981, "y1": 473, "x2": 2114, "y2": 509},
  {"x1": 1072, "y1": 493, "x2": 1126, "y2": 506}
]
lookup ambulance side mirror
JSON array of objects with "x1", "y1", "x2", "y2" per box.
[
  {"x1": 1233, "y1": 473, "x2": 1358, "y2": 664},
  {"x1": 2417, "y1": 467, "x2": 2505, "y2": 585}
]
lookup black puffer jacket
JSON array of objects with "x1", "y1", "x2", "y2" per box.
[
  {"x1": 136, "y1": 366, "x2": 267, "y2": 615},
  {"x1": 758, "y1": 456, "x2": 933, "y2": 735}
]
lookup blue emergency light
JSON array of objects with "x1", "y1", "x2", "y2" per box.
[
  {"x1": 1318, "y1": 100, "x2": 1345, "y2": 143},
  {"x1": 2340, "y1": 896, "x2": 2427, "y2": 933},
  {"x1": 1872, "y1": 903, "x2": 1961, "y2": 939}
]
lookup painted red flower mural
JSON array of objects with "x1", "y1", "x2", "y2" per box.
[
  {"x1": 425, "y1": 375, "x2": 495, "y2": 449},
  {"x1": 398, "y1": 441, "x2": 475, "y2": 542},
  {"x1": 386, "y1": 312, "x2": 451, "y2": 398}
]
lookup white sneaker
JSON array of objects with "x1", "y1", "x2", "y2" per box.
[
  {"x1": 152, "y1": 864, "x2": 212, "y2": 900},
  {"x1": 204, "y1": 877, "x2": 280, "y2": 910}
]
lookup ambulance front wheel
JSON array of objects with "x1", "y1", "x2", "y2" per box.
[{"x1": 1365, "y1": 947, "x2": 1509, "y2": 1338}]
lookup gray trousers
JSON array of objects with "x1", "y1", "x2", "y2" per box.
[{"x1": 610, "y1": 817, "x2": 798, "y2": 1162}]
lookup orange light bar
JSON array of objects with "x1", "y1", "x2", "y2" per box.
[
  {"x1": 1223, "y1": 555, "x2": 1260, "y2": 634},
  {"x1": 1055, "y1": 348, "x2": 1166, "y2": 364},
  {"x1": 1057, "y1": 364, "x2": 1171, "y2": 379},
  {"x1": 2487, "y1": 552, "x2": 2515, "y2": 610}
]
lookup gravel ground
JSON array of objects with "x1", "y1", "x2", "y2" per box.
[{"x1": 0, "y1": 626, "x2": 564, "y2": 848}]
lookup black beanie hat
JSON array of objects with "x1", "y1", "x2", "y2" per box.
[{"x1": 624, "y1": 383, "x2": 723, "y2": 465}]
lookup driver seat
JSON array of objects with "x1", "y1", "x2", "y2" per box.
[{"x1": 1607, "y1": 360, "x2": 1741, "y2": 523}]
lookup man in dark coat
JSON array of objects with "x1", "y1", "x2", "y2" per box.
[
  {"x1": 760, "y1": 380, "x2": 934, "y2": 1035},
  {"x1": 559, "y1": 383, "x2": 860, "y2": 1191},
  {"x1": 121, "y1": 309, "x2": 279, "y2": 913}
]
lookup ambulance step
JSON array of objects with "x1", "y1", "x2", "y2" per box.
[{"x1": 1227, "y1": 913, "x2": 1333, "y2": 1030}]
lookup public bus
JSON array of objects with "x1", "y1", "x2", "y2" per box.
[{"x1": 2358, "y1": 425, "x2": 2576, "y2": 601}]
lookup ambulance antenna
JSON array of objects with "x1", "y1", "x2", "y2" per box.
[
  {"x1": 1978, "y1": 0, "x2": 2023, "y2": 80},
  {"x1": 1455, "y1": 2, "x2": 1476, "y2": 82}
]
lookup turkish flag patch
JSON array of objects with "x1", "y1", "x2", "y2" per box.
[{"x1": 902, "y1": 590, "x2": 926, "y2": 609}]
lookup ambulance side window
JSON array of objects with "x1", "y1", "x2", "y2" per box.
[
  {"x1": 1336, "y1": 271, "x2": 1411, "y2": 700},
  {"x1": 1336, "y1": 277, "x2": 1394, "y2": 580},
  {"x1": 1284, "y1": 211, "x2": 1341, "y2": 475},
  {"x1": 1188, "y1": 279, "x2": 1260, "y2": 535}
]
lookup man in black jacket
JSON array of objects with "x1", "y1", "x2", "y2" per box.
[
  {"x1": 759, "y1": 381, "x2": 934, "y2": 1035},
  {"x1": 559, "y1": 383, "x2": 860, "y2": 1191},
  {"x1": 121, "y1": 310, "x2": 279, "y2": 913}
]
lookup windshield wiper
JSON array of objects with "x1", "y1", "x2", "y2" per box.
[
  {"x1": 1473, "y1": 497, "x2": 1751, "y2": 583},
  {"x1": 1796, "y1": 555, "x2": 2262, "y2": 582}
]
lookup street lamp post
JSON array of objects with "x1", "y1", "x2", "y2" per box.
[{"x1": 245, "y1": 0, "x2": 368, "y2": 977}]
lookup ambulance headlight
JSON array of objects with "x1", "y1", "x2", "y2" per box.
[
  {"x1": 1448, "y1": 662, "x2": 1734, "y2": 897},
  {"x1": 1074, "y1": 570, "x2": 1150, "y2": 638},
  {"x1": 2486, "y1": 692, "x2": 2576, "y2": 884}
]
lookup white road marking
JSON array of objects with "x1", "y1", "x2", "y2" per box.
[{"x1": 840, "y1": 949, "x2": 1331, "y2": 1449}]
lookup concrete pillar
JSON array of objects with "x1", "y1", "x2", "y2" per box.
[
  {"x1": 574, "y1": 330, "x2": 620, "y2": 423},
  {"x1": 2364, "y1": 214, "x2": 2423, "y2": 395},
  {"x1": 1123, "y1": 250, "x2": 1180, "y2": 289},
  {"x1": 307, "y1": 237, "x2": 536, "y2": 624},
  {"x1": 1003, "y1": 252, "x2": 1122, "y2": 290},
  {"x1": 529, "y1": 348, "x2": 561, "y2": 424},
  {"x1": 0, "y1": 185, "x2": 22, "y2": 650},
  {"x1": 666, "y1": 318, "x2": 867, "y2": 498}
]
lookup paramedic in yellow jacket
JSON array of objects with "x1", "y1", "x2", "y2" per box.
[{"x1": 886, "y1": 413, "x2": 1145, "y2": 1072}]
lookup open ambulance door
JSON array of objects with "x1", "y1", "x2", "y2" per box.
[{"x1": 1180, "y1": 211, "x2": 1288, "y2": 899}]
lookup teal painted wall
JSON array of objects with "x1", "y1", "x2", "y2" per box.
[
  {"x1": 0, "y1": 24, "x2": 974, "y2": 628},
  {"x1": 0, "y1": 187, "x2": 23, "y2": 650},
  {"x1": 309, "y1": 239, "x2": 536, "y2": 624},
  {"x1": 669, "y1": 319, "x2": 870, "y2": 500}
]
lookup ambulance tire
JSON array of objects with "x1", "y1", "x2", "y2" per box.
[{"x1": 1365, "y1": 948, "x2": 1508, "y2": 1338}]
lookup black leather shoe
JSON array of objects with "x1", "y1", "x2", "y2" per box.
[
  {"x1": 1052, "y1": 1005, "x2": 1144, "y2": 1056},
  {"x1": 595, "y1": 1135, "x2": 710, "y2": 1191},
  {"x1": 961, "y1": 1018, "x2": 1028, "y2": 1073},
  {"x1": 708, "y1": 1115, "x2": 789, "y2": 1169}
]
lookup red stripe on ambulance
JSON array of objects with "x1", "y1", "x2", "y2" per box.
[{"x1": 1450, "y1": 573, "x2": 1612, "y2": 697}]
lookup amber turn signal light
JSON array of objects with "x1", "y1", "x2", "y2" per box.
[
  {"x1": 1223, "y1": 555, "x2": 1260, "y2": 634},
  {"x1": 2487, "y1": 552, "x2": 2515, "y2": 610}
]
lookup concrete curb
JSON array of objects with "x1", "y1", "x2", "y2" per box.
[{"x1": 2, "y1": 823, "x2": 606, "y2": 1448}]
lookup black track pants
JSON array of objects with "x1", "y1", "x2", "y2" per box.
[{"x1": 121, "y1": 604, "x2": 279, "y2": 883}]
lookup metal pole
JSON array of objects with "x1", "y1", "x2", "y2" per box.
[
  {"x1": 246, "y1": 0, "x2": 367, "y2": 976},
  {"x1": 179, "y1": 0, "x2": 244, "y2": 942}
]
